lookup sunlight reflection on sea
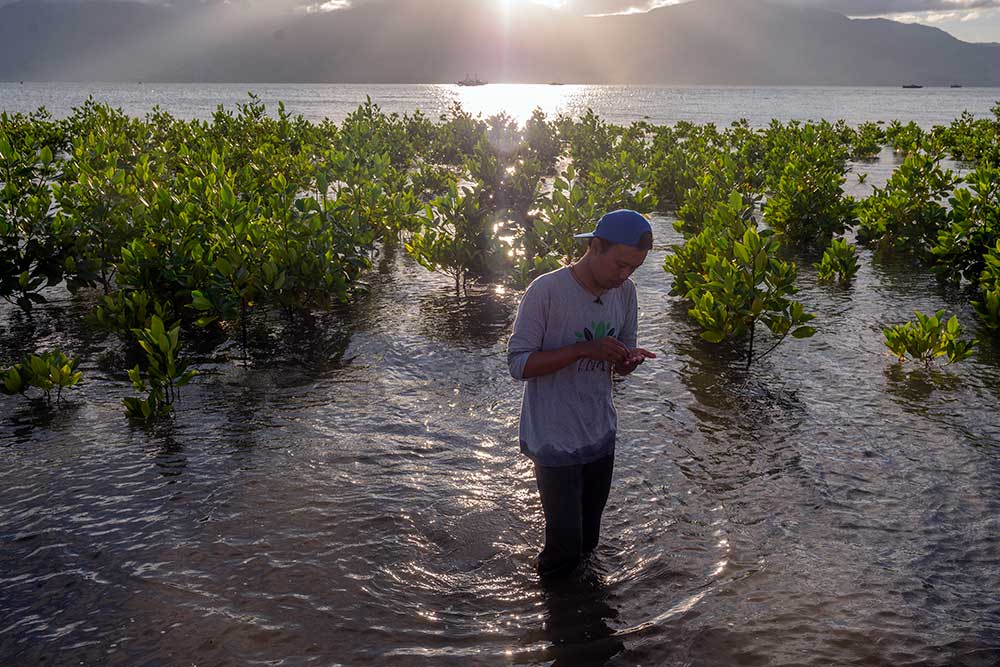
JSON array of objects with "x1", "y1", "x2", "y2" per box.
[{"x1": 3, "y1": 82, "x2": 999, "y2": 128}]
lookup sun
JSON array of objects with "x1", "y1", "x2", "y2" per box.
[{"x1": 497, "y1": 0, "x2": 566, "y2": 10}]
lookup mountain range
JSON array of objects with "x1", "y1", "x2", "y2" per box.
[{"x1": 2, "y1": 0, "x2": 999, "y2": 85}]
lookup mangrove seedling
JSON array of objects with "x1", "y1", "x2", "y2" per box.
[
  {"x1": 406, "y1": 183, "x2": 493, "y2": 292},
  {"x1": 931, "y1": 164, "x2": 1000, "y2": 285},
  {"x1": 0, "y1": 132, "x2": 76, "y2": 312},
  {"x1": 763, "y1": 141, "x2": 856, "y2": 249},
  {"x1": 123, "y1": 315, "x2": 197, "y2": 420},
  {"x1": 972, "y1": 241, "x2": 1000, "y2": 331},
  {"x1": 89, "y1": 290, "x2": 173, "y2": 338},
  {"x1": 666, "y1": 193, "x2": 816, "y2": 369},
  {"x1": 1, "y1": 350, "x2": 83, "y2": 404},
  {"x1": 814, "y1": 238, "x2": 860, "y2": 284},
  {"x1": 884, "y1": 310, "x2": 977, "y2": 367},
  {"x1": 856, "y1": 151, "x2": 954, "y2": 257}
]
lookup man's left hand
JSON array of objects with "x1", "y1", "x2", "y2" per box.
[{"x1": 614, "y1": 348, "x2": 656, "y2": 375}]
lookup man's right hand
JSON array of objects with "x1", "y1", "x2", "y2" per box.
[
  {"x1": 521, "y1": 336, "x2": 630, "y2": 379},
  {"x1": 578, "y1": 337, "x2": 630, "y2": 364}
]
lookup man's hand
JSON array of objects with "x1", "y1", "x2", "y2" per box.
[
  {"x1": 613, "y1": 348, "x2": 657, "y2": 375},
  {"x1": 579, "y1": 337, "x2": 630, "y2": 365}
]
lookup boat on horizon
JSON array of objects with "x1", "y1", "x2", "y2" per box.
[
  {"x1": 950, "y1": 84, "x2": 964, "y2": 88},
  {"x1": 902, "y1": 84, "x2": 923, "y2": 89},
  {"x1": 456, "y1": 75, "x2": 487, "y2": 87}
]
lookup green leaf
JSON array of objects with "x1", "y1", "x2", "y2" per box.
[
  {"x1": 191, "y1": 291, "x2": 213, "y2": 311},
  {"x1": 754, "y1": 249, "x2": 768, "y2": 275},
  {"x1": 0, "y1": 136, "x2": 14, "y2": 161},
  {"x1": 791, "y1": 326, "x2": 816, "y2": 339},
  {"x1": 701, "y1": 331, "x2": 725, "y2": 343},
  {"x1": 2, "y1": 368, "x2": 24, "y2": 395}
]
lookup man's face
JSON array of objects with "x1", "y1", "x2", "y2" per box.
[{"x1": 591, "y1": 241, "x2": 648, "y2": 290}]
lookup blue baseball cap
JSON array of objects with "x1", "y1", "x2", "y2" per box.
[{"x1": 574, "y1": 209, "x2": 652, "y2": 247}]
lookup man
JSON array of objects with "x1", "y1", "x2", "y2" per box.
[{"x1": 507, "y1": 209, "x2": 656, "y2": 578}]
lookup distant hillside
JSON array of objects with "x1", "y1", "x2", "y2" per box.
[{"x1": 2, "y1": 0, "x2": 999, "y2": 85}]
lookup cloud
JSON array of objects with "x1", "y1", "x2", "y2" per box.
[
  {"x1": 561, "y1": 0, "x2": 682, "y2": 14},
  {"x1": 2, "y1": 0, "x2": 997, "y2": 19},
  {"x1": 776, "y1": 0, "x2": 1000, "y2": 16},
  {"x1": 301, "y1": 0, "x2": 351, "y2": 11},
  {"x1": 531, "y1": 0, "x2": 1000, "y2": 16},
  {"x1": 889, "y1": 9, "x2": 971, "y2": 21}
]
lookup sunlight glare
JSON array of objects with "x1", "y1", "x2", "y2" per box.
[
  {"x1": 498, "y1": 0, "x2": 566, "y2": 12},
  {"x1": 441, "y1": 83, "x2": 581, "y2": 126}
]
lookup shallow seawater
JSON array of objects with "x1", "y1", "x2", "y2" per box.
[{"x1": 3, "y1": 160, "x2": 1000, "y2": 666}]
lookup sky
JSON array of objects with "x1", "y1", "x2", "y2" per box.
[
  {"x1": 3, "y1": 0, "x2": 999, "y2": 42},
  {"x1": 232, "y1": 0, "x2": 1000, "y2": 43},
  {"x1": 546, "y1": 0, "x2": 1000, "y2": 41}
]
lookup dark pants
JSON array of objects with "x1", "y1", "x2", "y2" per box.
[{"x1": 533, "y1": 453, "x2": 615, "y2": 578}]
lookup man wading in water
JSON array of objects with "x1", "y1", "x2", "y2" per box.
[{"x1": 508, "y1": 210, "x2": 655, "y2": 577}]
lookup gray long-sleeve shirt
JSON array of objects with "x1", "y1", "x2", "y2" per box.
[{"x1": 507, "y1": 266, "x2": 638, "y2": 466}]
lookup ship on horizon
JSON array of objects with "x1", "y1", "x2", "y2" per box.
[{"x1": 457, "y1": 74, "x2": 487, "y2": 87}]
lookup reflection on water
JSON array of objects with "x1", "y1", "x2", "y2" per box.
[
  {"x1": 418, "y1": 286, "x2": 516, "y2": 350},
  {"x1": 884, "y1": 362, "x2": 963, "y2": 406},
  {"x1": 515, "y1": 570, "x2": 623, "y2": 667},
  {"x1": 2, "y1": 207, "x2": 1000, "y2": 666},
  {"x1": 4, "y1": 83, "x2": 1000, "y2": 128},
  {"x1": 438, "y1": 83, "x2": 583, "y2": 126}
]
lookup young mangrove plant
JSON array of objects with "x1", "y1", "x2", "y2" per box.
[
  {"x1": 431, "y1": 103, "x2": 488, "y2": 165},
  {"x1": 648, "y1": 124, "x2": 700, "y2": 210},
  {"x1": 939, "y1": 106, "x2": 1000, "y2": 166},
  {"x1": 931, "y1": 164, "x2": 1000, "y2": 285},
  {"x1": 89, "y1": 290, "x2": 173, "y2": 338},
  {"x1": 665, "y1": 193, "x2": 816, "y2": 368},
  {"x1": 464, "y1": 136, "x2": 543, "y2": 233},
  {"x1": 851, "y1": 121, "x2": 886, "y2": 161},
  {"x1": 763, "y1": 138, "x2": 855, "y2": 249},
  {"x1": 523, "y1": 108, "x2": 562, "y2": 174},
  {"x1": 10, "y1": 98, "x2": 1000, "y2": 380},
  {"x1": 0, "y1": 131, "x2": 76, "y2": 312},
  {"x1": 973, "y1": 241, "x2": 1000, "y2": 331},
  {"x1": 856, "y1": 151, "x2": 955, "y2": 257},
  {"x1": 560, "y1": 109, "x2": 618, "y2": 178},
  {"x1": 406, "y1": 183, "x2": 492, "y2": 292},
  {"x1": 123, "y1": 315, "x2": 197, "y2": 420},
  {"x1": 675, "y1": 153, "x2": 756, "y2": 239},
  {"x1": 1, "y1": 349, "x2": 83, "y2": 404},
  {"x1": 664, "y1": 191, "x2": 756, "y2": 298},
  {"x1": 814, "y1": 238, "x2": 860, "y2": 284},
  {"x1": 725, "y1": 119, "x2": 768, "y2": 195},
  {"x1": 585, "y1": 148, "x2": 658, "y2": 218},
  {"x1": 884, "y1": 310, "x2": 977, "y2": 367},
  {"x1": 52, "y1": 112, "x2": 151, "y2": 294},
  {"x1": 510, "y1": 165, "x2": 598, "y2": 287},
  {"x1": 885, "y1": 120, "x2": 926, "y2": 155}
]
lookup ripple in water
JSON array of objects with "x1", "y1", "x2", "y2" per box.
[{"x1": 3, "y1": 209, "x2": 1000, "y2": 666}]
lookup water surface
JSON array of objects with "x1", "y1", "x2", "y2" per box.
[
  {"x1": 2, "y1": 153, "x2": 1000, "y2": 664},
  {"x1": 2, "y1": 82, "x2": 999, "y2": 127}
]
